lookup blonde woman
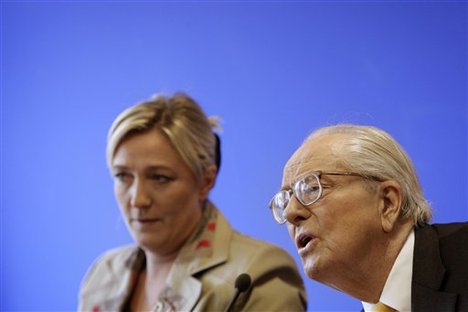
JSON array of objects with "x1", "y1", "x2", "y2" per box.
[{"x1": 79, "y1": 93, "x2": 306, "y2": 312}]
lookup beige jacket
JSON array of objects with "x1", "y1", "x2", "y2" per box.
[{"x1": 79, "y1": 203, "x2": 307, "y2": 312}]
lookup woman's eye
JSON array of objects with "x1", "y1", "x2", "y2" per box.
[
  {"x1": 150, "y1": 174, "x2": 172, "y2": 183},
  {"x1": 114, "y1": 172, "x2": 131, "y2": 182}
]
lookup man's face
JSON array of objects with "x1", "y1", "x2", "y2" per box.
[{"x1": 282, "y1": 134, "x2": 384, "y2": 287}]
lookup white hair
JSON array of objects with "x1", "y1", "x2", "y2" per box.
[{"x1": 307, "y1": 124, "x2": 432, "y2": 226}]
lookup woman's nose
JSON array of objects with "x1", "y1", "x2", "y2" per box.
[
  {"x1": 283, "y1": 196, "x2": 311, "y2": 225},
  {"x1": 130, "y1": 180, "x2": 152, "y2": 209}
]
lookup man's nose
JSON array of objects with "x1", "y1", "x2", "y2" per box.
[{"x1": 283, "y1": 196, "x2": 311, "y2": 225}]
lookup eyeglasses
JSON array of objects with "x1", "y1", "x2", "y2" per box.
[{"x1": 269, "y1": 170, "x2": 368, "y2": 224}]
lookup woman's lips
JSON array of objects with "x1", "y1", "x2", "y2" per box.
[
  {"x1": 133, "y1": 218, "x2": 158, "y2": 223},
  {"x1": 130, "y1": 215, "x2": 160, "y2": 222},
  {"x1": 130, "y1": 218, "x2": 161, "y2": 228}
]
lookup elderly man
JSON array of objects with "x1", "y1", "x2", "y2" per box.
[{"x1": 269, "y1": 124, "x2": 468, "y2": 312}]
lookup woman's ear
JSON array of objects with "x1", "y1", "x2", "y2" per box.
[
  {"x1": 199, "y1": 165, "x2": 218, "y2": 201},
  {"x1": 379, "y1": 180, "x2": 403, "y2": 233}
]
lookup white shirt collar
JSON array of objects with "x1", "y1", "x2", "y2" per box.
[{"x1": 362, "y1": 230, "x2": 414, "y2": 312}]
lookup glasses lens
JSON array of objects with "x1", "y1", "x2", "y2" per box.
[
  {"x1": 294, "y1": 174, "x2": 321, "y2": 206},
  {"x1": 270, "y1": 191, "x2": 290, "y2": 224}
]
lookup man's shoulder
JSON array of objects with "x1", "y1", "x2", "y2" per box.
[
  {"x1": 430, "y1": 222, "x2": 468, "y2": 237},
  {"x1": 415, "y1": 222, "x2": 468, "y2": 270},
  {"x1": 417, "y1": 222, "x2": 468, "y2": 242},
  {"x1": 431, "y1": 222, "x2": 468, "y2": 255}
]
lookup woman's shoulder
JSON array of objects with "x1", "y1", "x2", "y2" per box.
[
  {"x1": 228, "y1": 230, "x2": 297, "y2": 266},
  {"x1": 80, "y1": 245, "x2": 138, "y2": 294},
  {"x1": 92, "y1": 245, "x2": 137, "y2": 267},
  {"x1": 217, "y1": 229, "x2": 306, "y2": 308},
  {"x1": 82, "y1": 245, "x2": 139, "y2": 283},
  {"x1": 213, "y1": 206, "x2": 295, "y2": 264}
]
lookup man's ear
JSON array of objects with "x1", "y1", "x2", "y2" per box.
[
  {"x1": 379, "y1": 180, "x2": 403, "y2": 233},
  {"x1": 199, "y1": 165, "x2": 218, "y2": 201}
]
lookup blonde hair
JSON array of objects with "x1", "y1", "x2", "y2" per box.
[
  {"x1": 107, "y1": 93, "x2": 220, "y2": 182},
  {"x1": 307, "y1": 124, "x2": 432, "y2": 226}
]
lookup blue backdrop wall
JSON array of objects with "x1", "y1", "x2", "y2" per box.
[{"x1": 2, "y1": 1, "x2": 467, "y2": 311}]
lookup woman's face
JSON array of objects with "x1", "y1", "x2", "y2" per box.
[{"x1": 111, "y1": 129, "x2": 213, "y2": 256}]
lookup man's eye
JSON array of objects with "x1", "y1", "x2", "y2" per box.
[{"x1": 306, "y1": 185, "x2": 319, "y2": 192}]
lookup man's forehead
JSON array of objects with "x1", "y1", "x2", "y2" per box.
[
  {"x1": 283, "y1": 152, "x2": 320, "y2": 181},
  {"x1": 284, "y1": 147, "x2": 309, "y2": 174},
  {"x1": 283, "y1": 133, "x2": 345, "y2": 183}
]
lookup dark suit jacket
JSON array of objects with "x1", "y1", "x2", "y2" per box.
[{"x1": 412, "y1": 222, "x2": 468, "y2": 312}]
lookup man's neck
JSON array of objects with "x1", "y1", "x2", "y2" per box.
[{"x1": 333, "y1": 222, "x2": 414, "y2": 303}]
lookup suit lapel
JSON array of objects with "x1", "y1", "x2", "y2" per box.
[{"x1": 412, "y1": 225, "x2": 458, "y2": 311}]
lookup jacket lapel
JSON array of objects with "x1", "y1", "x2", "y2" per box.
[
  {"x1": 412, "y1": 225, "x2": 458, "y2": 311},
  {"x1": 165, "y1": 203, "x2": 231, "y2": 311},
  {"x1": 164, "y1": 268, "x2": 202, "y2": 311}
]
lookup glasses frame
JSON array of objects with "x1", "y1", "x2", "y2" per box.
[{"x1": 269, "y1": 170, "x2": 367, "y2": 224}]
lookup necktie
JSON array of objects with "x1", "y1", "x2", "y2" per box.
[{"x1": 371, "y1": 302, "x2": 397, "y2": 312}]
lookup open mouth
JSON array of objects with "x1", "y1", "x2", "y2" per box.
[{"x1": 296, "y1": 233, "x2": 314, "y2": 249}]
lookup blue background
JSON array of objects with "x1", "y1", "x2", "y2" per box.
[{"x1": 1, "y1": 1, "x2": 467, "y2": 311}]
